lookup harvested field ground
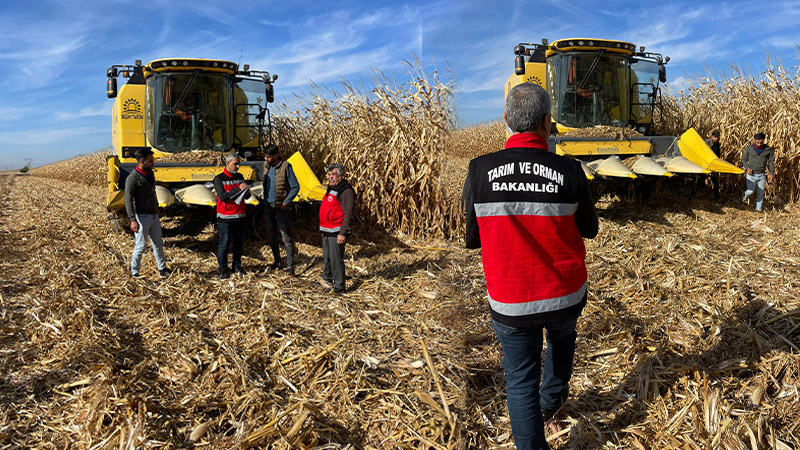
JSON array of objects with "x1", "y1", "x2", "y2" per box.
[{"x1": 1, "y1": 170, "x2": 799, "y2": 449}]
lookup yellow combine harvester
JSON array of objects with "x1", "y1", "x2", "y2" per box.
[
  {"x1": 506, "y1": 38, "x2": 743, "y2": 182},
  {"x1": 105, "y1": 58, "x2": 324, "y2": 219}
]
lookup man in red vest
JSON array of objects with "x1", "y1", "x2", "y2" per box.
[
  {"x1": 463, "y1": 82, "x2": 598, "y2": 449},
  {"x1": 213, "y1": 153, "x2": 250, "y2": 279},
  {"x1": 318, "y1": 163, "x2": 355, "y2": 293}
]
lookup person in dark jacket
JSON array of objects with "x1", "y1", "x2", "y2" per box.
[
  {"x1": 125, "y1": 148, "x2": 171, "y2": 278},
  {"x1": 690, "y1": 130, "x2": 722, "y2": 204},
  {"x1": 319, "y1": 163, "x2": 355, "y2": 293},
  {"x1": 262, "y1": 144, "x2": 300, "y2": 275},
  {"x1": 214, "y1": 153, "x2": 251, "y2": 279},
  {"x1": 462, "y1": 82, "x2": 598, "y2": 450},
  {"x1": 742, "y1": 132, "x2": 776, "y2": 211}
]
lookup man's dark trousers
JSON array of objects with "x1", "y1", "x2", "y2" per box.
[
  {"x1": 264, "y1": 204, "x2": 294, "y2": 270},
  {"x1": 217, "y1": 220, "x2": 244, "y2": 274},
  {"x1": 322, "y1": 235, "x2": 345, "y2": 291},
  {"x1": 491, "y1": 317, "x2": 578, "y2": 450}
]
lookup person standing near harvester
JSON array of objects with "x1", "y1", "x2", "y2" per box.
[
  {"x1": 742, "y1": 132, "x2": 776, "y2": 212},
  {"x1": 462, "y1": 82, "x2": 598, "y2": 450},
  {"x1": 319, "y1": 163, "x2": 355, "y2": 294},
  {"x1": 214, "y1": 153, "x2": 250, "y2": 279},
  {"x1": 125, "y1": 148, "x2": 171, "y2": 278},
  {"x1": 262, "y1": 144, "x2": 299, "y2": 275}
]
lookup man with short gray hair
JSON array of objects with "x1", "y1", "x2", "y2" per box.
[
  {"x1": 463, "y1": 82, "x2": 598, "y2": 449},
  {"x1": 318, "y1": 163, "x2": 355, "y2": 293}
]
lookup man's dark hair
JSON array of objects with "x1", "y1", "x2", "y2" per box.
[
  {"x1": 754, "y1": 132, "x2": 766, "y2": 140},
  {"x1": 134, "y1": 148, "x2": 154, "y2": 162},
  {"x1": 265, "y1": 144, "x2": 280, "y2": 156},
  {"x1": 711, "y1": 130, "x2": 720, "y2": 137}
]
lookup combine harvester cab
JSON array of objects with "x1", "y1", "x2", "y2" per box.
[
  {"x1": 105, "y1": 58, "x2": 324, "y2": 219},
  {"x1": 506, "y1": 38, "x2": 742, "y2": 187}
]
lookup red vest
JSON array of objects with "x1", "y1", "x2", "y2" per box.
[
  {"x1": 467, "y1": 133, "x2": 590, "y2": 321},
  {"x1": 216, "y1": 169, "x2": 247, "y2": 220},
  {"x1": 319, "y1": 189, "x2": 345, "y2": 233}
]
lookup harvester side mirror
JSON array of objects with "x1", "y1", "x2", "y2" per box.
[
  {"x1": 107, "y1": 67, "x2": 118, "y2": 78},
  {"x1": 107, "y1": 78, "x2": 118, "y2": 98},
  {"x1": 265, "y1": 83, "x2": 275, "y2": 103},
  {"x1": 658, "y1": 64, "x2": 667, "y2": 83},
  {"x1": 514, "y1": 45, "x2": 526, "y2": 75}
]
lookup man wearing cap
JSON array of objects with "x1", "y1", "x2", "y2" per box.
[
  {"x1": 124, "y1": 148, "x2": 171, "y2": 278},
  {"x1": 463, "y1": 82, "x2": 598, "y2": 450},
  {"x1": 742, "y1": 132, "x2": 776, "y2": 212},
  {"x1": 690, "y1": 130, "x2": 722, "y2": 204}
]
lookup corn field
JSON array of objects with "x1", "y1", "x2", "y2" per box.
[
  {"x1": 660, "y1": 54, "x2": 800, "y2": 202},
  {"x1": 274, "y1": 62, "x2": 458, "y2": 238}
]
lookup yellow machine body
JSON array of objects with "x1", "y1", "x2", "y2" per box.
[
  {"x1": 505, "y1": 38, "x2": 743, "y2": 179},
  {"x1": 105, "y1": 58, "x2": 324, "y2": 213}
]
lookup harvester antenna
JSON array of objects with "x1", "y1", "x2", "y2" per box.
[
  {"x1": 238, "y1": 34, "x2": 247, "y2": 67},
  {"x1": 634, "y1": 17, "x2": 643, "y2": 47}
]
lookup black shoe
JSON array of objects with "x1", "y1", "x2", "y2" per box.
[
  {"x1": 234, "y1": 267, "x2": 247, "y2": 276},
  {"x1": 220, "y1": 271, "x2": 230, "y2": 280},
  {"x1": 269, "y1": 261, "x2": 283, "y2": 271},
  {"x1": 285, "y1": 267, "x2": 295, "y2": 276},
  {"x1": 333, "y1": 287, "x2": 345, "y2": 294},
  {"x1": 159, "y1": 267, "x2": 172, "y2": 278}
]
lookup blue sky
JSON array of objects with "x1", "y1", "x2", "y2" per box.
[{"x1": 1, "y1": 0, "x2": 799, "y2": 169}]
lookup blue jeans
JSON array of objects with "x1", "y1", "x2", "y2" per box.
[
  {"x1": 492, "y1": 318, "x2": 578, "y2": 450},
  {"x1": 217, "y1": 220, "x2": 244, "y2": 274},
  {"x1": 744, "y1": 173, "x2": 767, "y2": 211},
  {"x1": 131, "y1": 214, "x2": 166, "y2": 276}
]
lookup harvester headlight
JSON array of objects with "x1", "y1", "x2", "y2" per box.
[
  {"x1": 171, "y1": 61, "x2": 178, "y2": 66},
  {"x1": 182, "y1": 61, "x2": 189, "y2": 66},
  {"x1": 588, "y1": 41, "x2": 594, "y2": 46},
  {"x1": 244, "y1": 151, "x2": 253, "y2": 158},
  {"x1": 569, "y1": 41, "x2": 574, "y2": 46},
  {"x1": 578, "y1": 40, "x2": 584, "y2": 46},
  {"x1": 616, "y1": 43, "x2": 621, "y2": 47},
  {"x1": 213, "y1": 62, "x2": 218, "y2": 67},
  {"x1": 638, "y1": 127, "x2": 646, "y2": 133},
  {"x1": 204, "y1": 182, "x2": 214, "y2": 189}
]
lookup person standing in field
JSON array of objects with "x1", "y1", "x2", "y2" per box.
[
  {"x1": 690, "y1": 130, "x2": 722, "y2": 204},
  {"x1": 262, "y1": 144, "x2": 299, "y2": 275},
  {"x1": 319, "y1": 163, "x2": 355, "y2": 294},
  {"x1": 125, "y1": 148, "x2": 171, "y2": 278},
  {"x1": 742, "y1": 132, "x2": 776, "y2": 212},
  {"x1": 462, "y1": 82, "x2": 598, "y2": 450},
  {"x1": 214, "y1": 153, "x2": 250, "y2": 279}
]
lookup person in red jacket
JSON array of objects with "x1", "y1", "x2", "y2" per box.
[
  {"x1": 318, "y1": 163, "x2": 355, "y2": 293},
  {"x1": 213, "y1": 153, "x2": 251, "y2": 279},
  {"x1": 462, "y1": 82, "x2": 598, "y2": 449}
]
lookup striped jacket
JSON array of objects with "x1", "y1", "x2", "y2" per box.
[
  {"x1": 213, "y1": 169, "x2": 249, "y2": 221},
  {"x1": 463, "y1": 132, "x2": 598, "y2": 327}
]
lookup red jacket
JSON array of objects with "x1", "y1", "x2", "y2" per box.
[
  {"x1": 463, "y1": 133, "x2": 598, "y2": 326},
  {"x1": 319, "y1": 179, "x2": 355, "y2": 236},
  {"x1": 213, "y1": 169, "x2": 248, "y2": 220}
]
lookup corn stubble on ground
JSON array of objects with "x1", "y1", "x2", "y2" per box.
[{"x1": 5, "y1": 57, "x2": 800, "y2": 448}]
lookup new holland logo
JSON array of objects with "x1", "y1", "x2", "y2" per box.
[{"x1": 121, "y1": 98, "x2": 143, "y2": 120}]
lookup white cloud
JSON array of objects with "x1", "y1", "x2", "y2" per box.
[{"x1": 54, "y1": 104, "x2": 111, "y2": 121}]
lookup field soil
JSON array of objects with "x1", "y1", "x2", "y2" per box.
[{"x1": 1, "y1": 172, "x2": 799, "y2": 449}]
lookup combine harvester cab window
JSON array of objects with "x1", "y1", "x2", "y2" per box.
[
  {"x1": 629, "y1": 58, "x2": 661, "y2": 127},
  {"x1": 146, "y1": 73, "x2": 232, "y2": 153},
  {"x1": 233, "y1": 78, "x2": 268, "y2": 153},
  {"x1": 548, "y1": 52, "x2": 628, "y2": 128}
]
